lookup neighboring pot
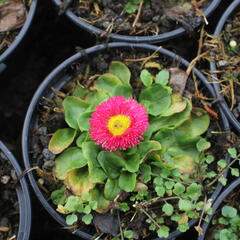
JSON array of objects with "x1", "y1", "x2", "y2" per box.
[
  {"x1": 210, "y1": 0, "x2": 240, "y2": 133},
  {"x1": 52, "y1": 0, "x2": 221, "y2": 44},
  {"x1": 0, "y1": 0, "x2": 38, "y2": 74},
  {"x1": 22, "y1": 42, "x2": 230, "y2": 240},
  {"x1": 198, "y1": 177, "x2": 240, "y2": 240},
  {"x1": 0, "y1": 141, "x2": 32, "y2": 240}
]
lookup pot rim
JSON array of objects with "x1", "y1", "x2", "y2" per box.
[
  {"x1": 198, "y1": 177, "x2": 240, "y2": 240},
  {"x1": 0, "y1": 0, "x2": 38, "y2": 72},
  {"x1": 52, "y1": 0, "x2": 221, "y2": 44},
  {"x1": 0, "y1": 141, "x2": 32, "y2": 240},
  {"x1": 210, "y1": 0, "x2": 240, "y2": 133},
  {"x1": 22, "y1": 42, "x2": 230, "y2": 240}
]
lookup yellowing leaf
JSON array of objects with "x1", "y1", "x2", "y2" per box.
[
  {"x1": 65, "y1": 168, "x2": 95, "y2": 196},
  {"x1": 172, "y1": 155, "x2": 195, "y2": 174},
  {"x1": 109, "y1": 61, "x2": 131, "y2": 85},
  {"x1": 49, "y1": 128, "x2": 77, "y2": 154}
]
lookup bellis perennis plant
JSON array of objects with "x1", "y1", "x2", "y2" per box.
[{"x1": 47, "y1": 60, "x2": 223, "y2": 238}]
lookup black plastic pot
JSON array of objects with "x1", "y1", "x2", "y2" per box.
[
  {"x1": 198, "y1": 177, "x2": 240, "y2": 240},
  {"x1": 52, "y1": 0, "x2": 221, "y2": 44},
  {"x1": 210, "y1": 0, "x2": 240, "y2": 133},
  {"x1": 0, "y1": 0, "x2": 38, "y2": 74},
  {"x1": 22, "y1": 42, "x2": 230, "y2": 240},
  {"x1": 0, "y1": 141, "x2": 32, "y2": 240}
]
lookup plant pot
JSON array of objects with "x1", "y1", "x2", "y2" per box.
[
  {"x1": 22, "y1": 42, "x2": 230, "y2": 240},
  {"x1": 209, "y1": 0, "x2": 240, "y2": 133},
  {"x1": 0, "y1": 0, "x2": 38, "y2": 74},
  {"x1": 0, "y1": 141, "x2": 32, "y2": 240},
  {"x1": 198, "y1": 177, "x2": 240, "y2": 240},
  {"x1": 52, "y1": 0, "x2": 221, "y2": 44}
]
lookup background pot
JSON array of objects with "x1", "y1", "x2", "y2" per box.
[
  {"x1": 0, "y1": 141, "x2": 32, "y2": 240},
  {"x1": 0, "y1": 0, "x2": 38, "y2": 74},
  {"x1": 22, "y1": 42, "x2": 230, "y2": 240},
  {"x1": 52, "y1": 0, "x2": 221, "y2": 44},
  {"x1": 210, "y1": 0, "x2": 240, "y2": 133},
  {"x1": 198, "y1": 177, "x2": 240, "y2": 240}
]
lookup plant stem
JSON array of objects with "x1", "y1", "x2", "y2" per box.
[{"x1": 132, "y1": 0, "x2": 144, "y2": 28}]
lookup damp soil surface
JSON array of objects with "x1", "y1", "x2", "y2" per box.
[
  {"x1": 0, "y1": 151, "x2": 19, "y2": 240},
  {"x1": 70, "y1": 0, "x2": 210, "y2": 36}
]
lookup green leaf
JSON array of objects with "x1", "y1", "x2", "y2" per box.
[
  {"x1": 49, "y1": 128, "x2": 77, "y2": 154},
  {"x1": 205, "y1": 155, "x2": 214, "y2": 164},
  {"x1": 78, "y1": 111, "x2": 93, "y2": 131},
  {"x1": 155, "y1": 70, "x2": 170, "y2": 85},
  {"x1": 72, "y1": 85, "x2": 88, "y2": 98},
  {"x1": 65, "y1": 168, "x2": 96, "y2": 196},
  {"x1": 217, "y1": 159, "x2": 227, "y2": 168},
  {"x1": 54, "y1": 147, "x2": 88, "y2": 180},
  {"x1": 228, "y1": 148, "x2": 237, "y2": 158},
  {"x1": 138, "y1": 140, "x2": 161, "y2": 162},
  {"x1": 82, "y1": 214, "x2": 93, "y2": 225},
  {"x1": 104, "y1": 178, "x2": 120, "y2": 200},
  {"x1": 161, "y1": 94, "x2": 187, "y2": 117},
  {"x1": 113, "y1": 84, "x2": 132, "y2": 98},
  {"x1": 177, "y1": 223, "x2": 189, "y2": 232},
  {"x1": 140, "y1": 69, "x2": 153, "y2": 87},
  {"x1": 186, "y1": 183, "x2": 202, "y2": 201},
  {"x1": 231, "y1": 168, "x2": 240, "y2": 177},
  {"x1": 97, "y1": 151, "x2": 125, "y2": 179},
  {"x1": 178, "y1": 199, "x2": 193, "y2": 212},
  {"x1": 123, "y1": 154, "x2": 141, "y2": 173},
  {"x1": 174, "y1": 109, "x2": 210, "y2": 144},
  {"x1": 119, "y1": 202, "x2": 130, "y2": 212},
  {"x1": 173, "y1": 183, "x2": 185, "y2": 195},
  {"x1": 155, "y1": 186, "x2": 165, "y2": 197},
  {"x1": 109, "y1": 61, "x2": 131, "y2": 85},
  {"x1": 124, "y1": 230, "x2": 134, "y2": 239},
  {"x1": 66, "y1": 214, "x2": 78, "y2": 225},
  {"x1": 162, "y1": 203, "x2": 174, "y2": 216},
  {"x1": 89, "y1": 188, "x2": 111, "y2": 213},
  {"x1": 51, "y1": 187, "x2": 66, "y2": 205},
  {"x1": 139, "y1": 84, "x2": 172, "y2": 116},
  {"x1": 95, "y1": 73, "x2": 122, "y2": 95},
  {"x1": 222, "y1": 206, "x2": 237, "y2": 218},
  {"x1": 63, "y1": 96, "x2": 89, "y2": 129},
  {"x1": 119, "y1": 172, "x2": 137, "y2": 192},
  {"x1": 63, "y1": 195, "x2": 83, "y2": 213},
  {"x1": 164, "y1": 181, "x2": 175, "y2": 190},
  {"x1": 157, "y1": 226, "x2": 170, "y2": 238},
  {"x1": 140, "y1": 164, "x2": 152, "y2": 183},
  {"x1": 82, "y1": 142, "x2": 106, "y2": 184},
  {"x1": 76, "y1": 132, "x2": 89, "y2": 148},
  {"x1": 196, "y1": 138, "x2": 211, "y2": 152},
  {"x1": 219, "y1": 176, "x2": 227, "y2": 186},
  {"x1": 219, "y1": 229, "x2": 233, "y2": 240}
]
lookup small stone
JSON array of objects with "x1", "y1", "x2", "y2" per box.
[
  {"x1": 229, "y1": 39, "x2": 237, "y2": 48},
  {"x1": 152, "y1": 15, "x2": 160, "y2": 22},
  {"x1": 42, "y1": 160, "x2": 55, "y2": 170},
  {"x1": 217, "y1": 60, "x2": 228, "y2": 67},
  {"x1": 42, "y1": 148, "x2": 55, "y2": 161},
  {"x1": 115, "y1": 18, "x2": 123, "y2": 25},
  {"x1": 102, "y1": 21, "x2": 110, "y2": 29},
  {"x1": 0, "y1": 175, "x2": 10, "y2": 184}
]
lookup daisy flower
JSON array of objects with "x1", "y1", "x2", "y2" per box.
[{"x1": 89, "y1": 96, "x2": 149, "y2": 151}]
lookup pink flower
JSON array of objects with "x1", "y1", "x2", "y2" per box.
[{"x1": 89, "y1": 96, "x2": 149, "y2": 151}]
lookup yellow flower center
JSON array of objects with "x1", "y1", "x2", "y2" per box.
[{"x1": 107, "y1": 115, "x2": 131, "y2": 136}]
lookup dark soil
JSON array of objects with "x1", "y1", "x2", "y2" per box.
[
  {"x1": 0, "y1": 151, "x2": 19, "y2": 240},
  {"x1": 70, "y1": 0, "x2": 210, "y2": 36}
]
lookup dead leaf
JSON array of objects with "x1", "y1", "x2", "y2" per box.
[
  {"x1": 0, "y1": 0, "x2": 27, "y2": 32},
  {"x1": 0, "y1": 227, "x2": 10, "y2": 232},
  {"x1": 169, "y1": 67, "x2": 188, "y2": 95},
  {"x1": 178, "y1": 215, "x2": 189, "y2": 224},
  {"x1": 93, "y1": 212, "x2": 119, "y2": 236},
  {"x1": 194, "y1": 225, "x2": 203, "y2": 236}
]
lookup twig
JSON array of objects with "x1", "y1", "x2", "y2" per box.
[
  {"x1": 117, "y1": 211, "x2": 124, "y2": 240},
  {"x1": 132, "y1": 0, "x2": 144, "y2": 28}
]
